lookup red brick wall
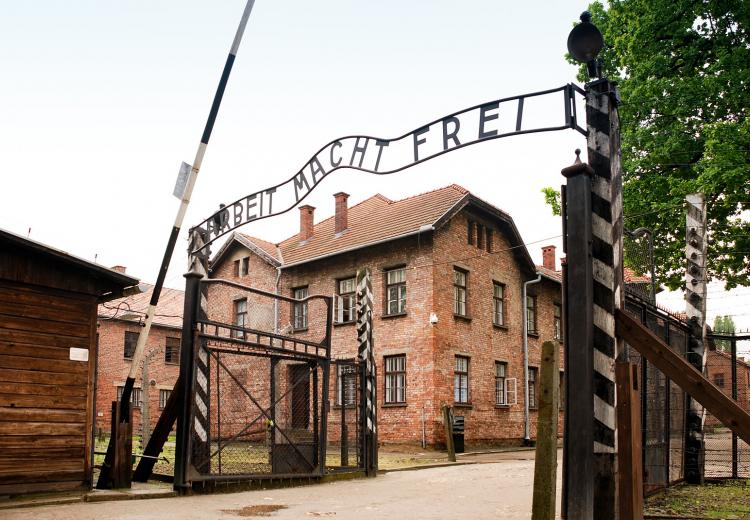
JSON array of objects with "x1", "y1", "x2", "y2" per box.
[
  {"x1": 206, "y1": 207, "x2": 565, "y2": 447},
  {"x1": 95, "y1": 319, "x2": 181, "y2": 436}
]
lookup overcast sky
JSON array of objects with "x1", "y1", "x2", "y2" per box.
[{"x1": 2, "y1": 1, "x2": 748, "y2": 341}]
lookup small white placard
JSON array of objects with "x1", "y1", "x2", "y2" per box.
[
  {"x1": 69, "y1": 347, "x2": 89, "y2": 362},
  {"x1": 173, "y1": 161, "x2": 193, "y2": 199}
]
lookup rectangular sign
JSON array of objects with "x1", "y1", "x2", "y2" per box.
[
  {"x1": 69, "y1": 347, "x2": 89, "y2": 362},
  {"x1": 173, "y1": 161, "x2": 193, "y2": 199}
]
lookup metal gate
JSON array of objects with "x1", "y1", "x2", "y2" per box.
[{"x1": 181, "y1": 279, "x2": 333, "y2": 483}]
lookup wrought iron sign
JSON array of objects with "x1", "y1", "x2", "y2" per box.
[{"x1": 192, "y1": 84, "x2": 584, "y2": 252}]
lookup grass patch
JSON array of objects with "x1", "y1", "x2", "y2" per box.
[{"x1": 646, "y1": 480, "x2": 750, "y2": 519}]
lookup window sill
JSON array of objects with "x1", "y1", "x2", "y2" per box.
[
  {"x1": 333, "y1": 321, "x2": 356, "y2": 327},
  {"x1": 332, "y1": 404, "x2": 357, "y2": 410},
  {"x1": 453, "y1": 314, "x2": 472, "y2": 322},
  {"x1": 494, "y1": 404, "x2": 511, "y2": 409},
  {"x1": 292, "y1": 327, "x2": 309, "y2": 333},
  {"x1": 526, "y1": 332, "x2": 539, "y2": 338},
  {"x1": 453, "y1": 402, "x2": 473, "y2": 409},
  {"x1": 165, "y1": 362, "x2": 180, "y2": 366},
  {"x1": 381, "y1": 312, "x2": 407, "y2": 319},
  {"x1": 382, "y1": 403, "x2": 407, "y2": 408},
  {"x1": 493, "y1": 324, "x2": 508, "y2": 330}
]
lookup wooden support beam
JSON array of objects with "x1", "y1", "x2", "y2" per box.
[
  {"x1": 532, "y1": 341, "x2": 560, "y2": 520},
  {"x1": 442, "y1": 405, "x2": 456, "y2": 462},
  {"x1": 616, "y1": 309, "x2": 750, "y2": 446},
  {"x1": 616, "y1": 361, "x2": 643, "y2": 520}
]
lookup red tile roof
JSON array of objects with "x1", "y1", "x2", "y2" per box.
[
  {"x1": 212, "y1": 184, "x2": 535, "y2": 277},
  {"x1": 98, "y1": 283, "x2": 184, "y2": 329},
  {"x1": 277, "y1": 184, "x2": 469, "y2": 266},
  {"x1": 535, "y1": 265, "x2": 652, "y2": 286}
]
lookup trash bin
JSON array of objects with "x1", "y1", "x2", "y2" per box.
[{"x1": 452, "y1": 415, "x2": 465, "y2": 453}]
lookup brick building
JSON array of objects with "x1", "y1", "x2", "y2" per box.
[
  {"x1": 208, "y1": 185, "x2": 565, "y2": 446},
  {"x1": 96, "y1": 276, "x2": 184, "y2": 436},
  {"x1": 705, "y1": 350, "x2": 750, "y2": 427}
]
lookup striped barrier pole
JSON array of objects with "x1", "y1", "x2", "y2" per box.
[{"x1": 356, "y1": 269, "x2": 377, "y2": 475}]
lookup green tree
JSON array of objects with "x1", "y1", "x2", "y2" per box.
[
  {"x1": 713, "y1": 315, "x2": 736, "y2": 351},
  {"x1": 559, "y1": 0, "x2": 750, "y2": 290}
]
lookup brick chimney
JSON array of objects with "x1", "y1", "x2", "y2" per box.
[
  {"x1": 111, "y1": 265, "x2": 127, "y2": 274},
  {"x1": 334, "y1": 192, "x2": 349, "y2": 234},
  {"x1": 299, "y1": 205, "x2": 315, "y2": 242},
  {"x1": 542, "y1": 245, "x2": 556, "y2": 270}
]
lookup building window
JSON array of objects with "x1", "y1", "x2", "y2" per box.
[
  {"x1": 476, "y1": 223, "x2": 484, "y2": 249},
  {"x1": 495, "y1": 362, "x2": 507, "y2": 405},
  {"x1": 467, "y1": 221, "x2": 475, "y2": 245},
  {"x1": 528, "y1": 367, "x2": 538, "y2": 408},
  {"x1": 234, "y1": 257, "x2": 250, "y2": 277},
  {"x1": 336, "y1": 364, "x2": 357, "y2": 406},
  {"x1": 117, "y1": 386, "x2": 142, "y2": 408},
  {"x1": 124, "y1": 331, "x2": 138, "y2": 359},
  {"x1": 554, "y1": 303, "x2": 562, "y2": 341},
  {"x1": 385, "y1": 267, "x2": 407, "y2": 315},
  {"x1": 493, "y1": 282, "x2": 506, "y2": 326},
  {"x1": 233, "y1": 298, "x2": 247, "y2": 339},
  {"x1": 165, "y1": 337, "x2": 180, "y2": 364},
  {"x1": 526, "y1": 295, "x2": 538, "y2": 335},
  {"x1": 159, "y1": 389, "x2": 171, "y2": 409},
  {"x1": 293, "y1": 286, "x2": 308, "y2": 330},
  {"x1": 384, "y1": 355, "x2": 406, "y2": 404},
  {"x1": 486, "y1": 228, "x2": 493, "y2": 252},
  {"x1": 454, "y1": 355, "x2": 470, "y2": 404},
  {"x1": 335, "y1": 277, "x2": 356, "y2": 323},
  {"x1": 714, "y1": 373, "x2": 725, "y2": 388},
  {"x1": 454, "y1": 269, "x2": 468, "y2": 316}
]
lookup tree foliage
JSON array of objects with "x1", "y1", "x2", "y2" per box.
[
  {"x1": 713, "y1": 314, "x2": 736, "y2": 351},
  {"x1": 570, "y1": 0, "x2": 750, "y2": 290}
]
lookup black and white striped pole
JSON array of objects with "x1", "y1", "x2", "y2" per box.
[
  {"x1": 563, "y1": 12, "x2": 623, "y2": 519},
  {"x1": 684, "y1": 193, "x2": 707, "y2": 484},
  {"x1": 98, "y1": 0, "x2": 257, "y2": 489},
  {"x1": 356, "y1": 268, "x2": 378, "y2": 476}
]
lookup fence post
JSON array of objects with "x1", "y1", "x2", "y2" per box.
[
  {"x1": 684, "y1": 193, "x2": 707, "y2": 484},
  {"x1": 616, "y1": 362, "x2": 644, "y2": 520},
  {"x1": 532, "y1": 341, "x2": 560, "y2": 520},
  {"x1": 561, "y1": 152, "x2": 594, "y2": 518},
  {"x1": 442, "y1": 405, "x2": 456, "y2": 462},
  {"x1": 174, "y1": 228, "x2": 208, "y2": 491},
  {"x1": 356, "y1": 269, "x2": 377, "y2": 476},
  {"x1": 732, "y1": 336, "x2": 738, "y2": 479}
]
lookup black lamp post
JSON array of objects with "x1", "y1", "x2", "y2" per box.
[{"x1": 567, "y1": 11, "x2": 604, "y2": 79}]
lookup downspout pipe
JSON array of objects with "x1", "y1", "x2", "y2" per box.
[{"x1": 523, "y1": 273, "x2": 542, "y2": 444}]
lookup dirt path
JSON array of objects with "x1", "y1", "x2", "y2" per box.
[{"x1": 3, "y1": 454, "x2": 562, "y2": 520}]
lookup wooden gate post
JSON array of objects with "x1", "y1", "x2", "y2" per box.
[
  {"x1": 616, "y1": 362, "x2": 644, "y2": 520},
  {"x1": 111, "y1": 400, "x2": 133, "y2": 488},
  {"x1": 561, "y1": 152, "x2": 594, "y2": 518},
  {"x1": 442, "y1": 405, "x2": 456, "y2": 462},
  {"x1": 532, "y1": 341, "x2": 560, "y2": 520}
]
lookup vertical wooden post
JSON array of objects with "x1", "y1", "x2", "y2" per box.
[
  {"x1": 111, "y1": 400, "x2": 133, "y2": 488},
  {"x1": 684, "y1": 193, "x2": 707, "y2": 484},
  {"x1": 561, "y1": 154, "x2": 594, "y2": 518},
  {"x1": 341, "y1": 367, "x2": 349, "y2": 466},
  {"x1": 532, "y1": 341, "x2": 560, "y2": 520},
  {"x1": 616, "y1": 362, "x2": 644, "y2": 520},
  {"x1": 141, "y1": 356, "x2": 151, "y2": 448},
  {"x1": 731, "y1": 336, "x2": 738, "y2": 479},
  {"x1": 442, "y1": 405, "x2": 456, "y2": 462}
]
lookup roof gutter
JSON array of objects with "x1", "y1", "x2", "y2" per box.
[{"x1": 280, "y1": 226, "x2": 435, "y2": 269}]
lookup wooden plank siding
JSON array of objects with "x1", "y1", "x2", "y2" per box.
[{"x1": 0, "y1": 280, "x2": 97, "y2": 495}]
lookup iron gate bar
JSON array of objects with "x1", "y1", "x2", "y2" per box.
[
  {"x1": 210, "y1": 352, "x2": 317, "y2": 472},
  {"x1": 207, "y1": 351, "x2": 318, "y2": 461},
  {"x1": 199, "y1": 321, "x2": 328, "y2": 357},
  {"x1": 206, "y1": 345, "x2": 322, "y2": 363}
]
